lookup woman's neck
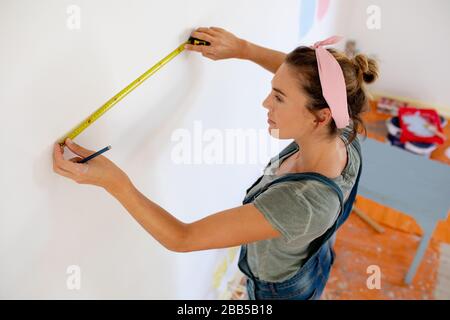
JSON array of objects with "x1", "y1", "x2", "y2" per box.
[{"x1": 293, "y1": 135, "x2": 346, "y2": 175}]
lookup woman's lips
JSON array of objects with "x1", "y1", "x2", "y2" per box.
[{"x1": 268, "y1": 118, "x2": 275, "y2": 125}]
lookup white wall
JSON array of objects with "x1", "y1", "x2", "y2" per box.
[
  {"x1": 3, "y1": 0, "x2": 445, "y2": 299},
  {"x1": 336, "y1": 0, "x2": 450, "y2": 116},
  {"x1": 0, "y1": 0, "x2": 307, "y2": 299}
]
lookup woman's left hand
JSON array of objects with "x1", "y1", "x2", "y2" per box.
[{"x1": 53, "y1": 138, "x2": 129, "y2": 192}]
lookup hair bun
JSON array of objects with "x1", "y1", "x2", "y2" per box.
[{"x1": 352, "y1": 54, "x2": 379, "y2": 84}]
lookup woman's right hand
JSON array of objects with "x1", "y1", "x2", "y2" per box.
[{"x1": 185, "y1": 27, "x2": 247, "y2": 61}]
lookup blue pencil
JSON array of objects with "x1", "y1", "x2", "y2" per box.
[{"x1": 77, "y1": 145, "x2": 112, "y2": 163}]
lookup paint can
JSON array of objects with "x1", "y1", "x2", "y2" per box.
[{"x1": 385, "y1": 116, "x2": 447, "y2": 156}]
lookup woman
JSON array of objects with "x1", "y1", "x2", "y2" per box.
[{"x1": 53, "y1": 27, "x2": 379, "y2": 300}]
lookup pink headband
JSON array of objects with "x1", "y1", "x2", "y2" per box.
[{"x1": 312, "y1": 36, "x2": 349, "y2": 129}]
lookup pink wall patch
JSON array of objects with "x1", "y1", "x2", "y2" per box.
[{"x1": 317, "y1": 0, "x2": 330, "y2": 21}]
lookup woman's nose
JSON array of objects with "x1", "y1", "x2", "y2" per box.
[{"x1": 262, "y1": 96, "x2": 271, "y2": 110}]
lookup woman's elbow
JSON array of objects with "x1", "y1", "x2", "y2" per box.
[
  {"x1": 166, "y1": 241, "x2": 191, "y2": 253},
  {"x1": 164, "y1": 225, "x2": 193, "y2": 253},
  {"x1": 169, "y1": 245, "x2": 192, "y2": 253}
]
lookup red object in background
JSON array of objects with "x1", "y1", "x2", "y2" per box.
[{"x1": 398, "y1": 107, "x2": 444, "y2": 144}]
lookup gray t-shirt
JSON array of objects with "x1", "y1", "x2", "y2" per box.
[{"x1": 246, "y1": 127, "x2": 361, "y2": 282}]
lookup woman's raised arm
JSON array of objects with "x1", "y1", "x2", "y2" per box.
[{"x1": 185, "y1": 27, "x2": 286, "y2": 74}]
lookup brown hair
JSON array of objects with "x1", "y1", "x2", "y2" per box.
[{"x1": 285, "y1": 46, "x2": 379, "y2": 145}]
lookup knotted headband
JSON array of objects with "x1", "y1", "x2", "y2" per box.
[{"x1": 312, "y1": 36, "x2": 349, "y2": 129}]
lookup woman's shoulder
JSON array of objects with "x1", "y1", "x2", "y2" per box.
[{"x1": 340, "y1": 125, "x2": 362, "y2": 156}]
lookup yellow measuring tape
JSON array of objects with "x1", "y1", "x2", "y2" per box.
[{"x1": 58, "y1": 37, "x2": 209, "y2": 146}]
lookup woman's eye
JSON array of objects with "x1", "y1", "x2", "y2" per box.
[{"x1": 275, "y1": 95, "x2": 283, "y2": 102}]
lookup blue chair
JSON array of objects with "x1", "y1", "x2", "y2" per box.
[{"x1": 357, "y1": 136, "x2": 450, "y2": 284}]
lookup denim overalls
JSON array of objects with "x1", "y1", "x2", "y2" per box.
[{"x1": 238, "y1": 140, "x2": 362, "y2": 300}]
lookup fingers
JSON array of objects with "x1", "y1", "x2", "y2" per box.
[
  {"x1": 64, "y1": 138, "x2": 93, "y2": 157},
  {"x1": 185, "y1": 27, "x2": 229, "y2": 61},
  {"x1": 52, "y1": 143, "x2": 87, "y2": 176},
  {"x1": 185, "y1": 43, "x2": 216, "y2": 58},
  {"x1": 53, "y1": 144, "x2": 75, "y2": 178},
  {"x1": 68, "y1": 157, "x2": 89, "y2": 174},
  {"x1": 53, "y1": 165, "x2": 75, "y2": 180},
  {"x1": 53, "y1": 142, "x2": 65, "y2": 163},
  {"x1": 191, "y1": 31, "x2": 215, "y2": 45},
  {"x1": 202, "y1": 51, "x2": 217, "y2": 60},
  {"x1": 196, "y1": 27, "x2": 218, "y2": 36},
  {"x1": 210, "y1": 26, "x2": 225, "y2": 33},
  {"x1": 184, "y1": 43, "x2": 205, "y2": 52}
]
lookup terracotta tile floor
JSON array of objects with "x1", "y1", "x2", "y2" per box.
[
  {"x1": 434, "y1": 243, "x2": 450, "y2": 299},
  {"x1": 322, "y1": 213, "x2": 441, "y2": 300}
]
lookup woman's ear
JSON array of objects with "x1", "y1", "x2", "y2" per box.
[{"x1": 314, "y1": 108, "x2": 332, "y2": 126}]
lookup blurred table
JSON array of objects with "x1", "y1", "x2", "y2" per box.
[{"x1": 356, "y1": 101, "x2": 450, "y2": 284}]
